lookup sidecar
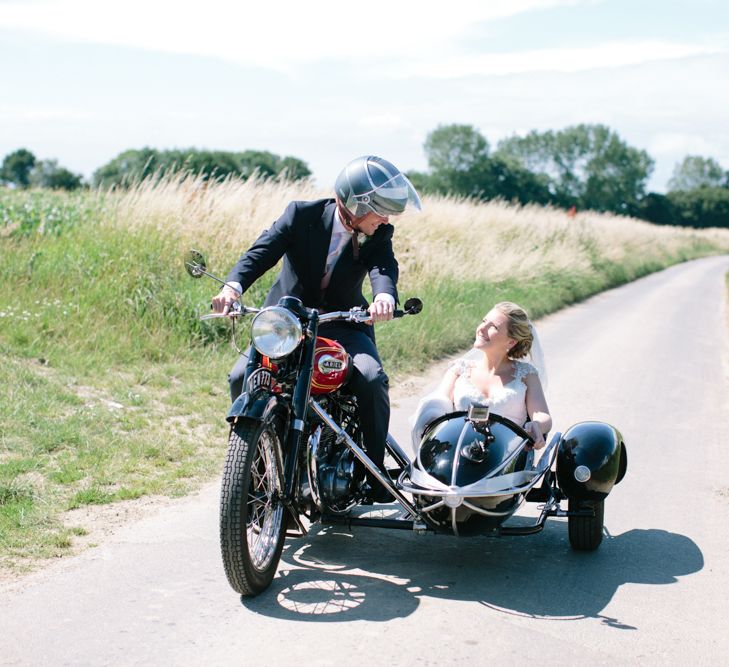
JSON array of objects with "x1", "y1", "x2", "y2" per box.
[{"x1": 395, "y1": 406, "x2": 627, "y2": 550}]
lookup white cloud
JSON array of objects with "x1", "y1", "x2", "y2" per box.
[
  {"x1": 649, "y1": 133, "x2": 717, "y2": 158},
  {"x1": 392, "y1": 40, "x2": 726, "y2": 78},
  {"x1": 0, "y1": 0, "x2": 587, "y2": 70},
  {"x1": 357, "y1": 114, "x2": 408, "y2": 130},
  {"x1": 0, "y1": 104, "x2": 93, "y2": 122}
]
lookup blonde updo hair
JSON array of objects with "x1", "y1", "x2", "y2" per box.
[{"x1": 494, "y1": 301, "x2": 533, "y2": 359}]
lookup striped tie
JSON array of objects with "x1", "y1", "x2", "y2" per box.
[{"x1": 321, "y1": 231, "x2": 350, "y2": 289}]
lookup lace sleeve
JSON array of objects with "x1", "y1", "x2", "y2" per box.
[
  {"x1": 514, "y1": 360, "x2": 538, "y2": 383},
  {"x1": 447, "y1": 358, "x2": 471, "y2": 377}
]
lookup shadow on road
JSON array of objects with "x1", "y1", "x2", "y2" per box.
[{"x1": 239, "y1": 521, "x2": 703, "y2": 627}]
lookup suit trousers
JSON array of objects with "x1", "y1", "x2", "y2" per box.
[{"x1": 228, "y1": 324, "x2": 390, "y2": 472}]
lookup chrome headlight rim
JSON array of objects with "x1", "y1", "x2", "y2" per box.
[{"x1": 250, "y1": 306, "x2": 303, "y2": 359}]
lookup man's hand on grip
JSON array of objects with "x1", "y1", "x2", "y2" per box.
[{"x1": 212, "y1": 285, "x2": 240, "y2": 316}]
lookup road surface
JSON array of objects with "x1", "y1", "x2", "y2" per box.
[{"x1": 2, "y1": 255, "x2": 728, "y2": 666}]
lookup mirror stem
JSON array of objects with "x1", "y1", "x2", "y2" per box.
[{"x1": 185, "y1": 264, "x2": 242, "y2": 295}]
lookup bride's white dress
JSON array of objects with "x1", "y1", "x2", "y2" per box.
[
  {"x1": 409, "y1": 358, "x2": 539, "y2": 452},
  {"x1": 450, "y1": 358, "x2": 538, "y2": 425}
]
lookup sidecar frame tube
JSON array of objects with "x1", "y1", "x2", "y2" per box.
[
  {"x1": 398, "y1": 431, "x2": 561, "y2": 500},
  {"x1": 385, "y1": 433, "x2": 411, "y2": 469},
  {"x1": 499, "y1": 496, "x2": 597, "y2": 536},
  {"x1": 320, "y1": 515, "x2": 428, "y2": 532},
  {"x1": 500, "y1": 514, "x2": 552, "y2": 536}
]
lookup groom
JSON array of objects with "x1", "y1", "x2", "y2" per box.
[{"x1": 212, "y1": 155, "x2": 422, "y2": 502}]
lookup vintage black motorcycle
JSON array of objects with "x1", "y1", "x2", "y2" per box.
[{"x1": 186, "y1": 250, "x2": 627, "y2": 598}]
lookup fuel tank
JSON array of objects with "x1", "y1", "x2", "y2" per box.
[{"x1": 310, "y1": 337, "x2": 351, "y2": 395}]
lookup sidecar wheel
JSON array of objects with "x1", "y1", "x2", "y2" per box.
[
  {"x1": 567, "y1": 499, "x2": 604, "y2": 551},
  {"x1": 220, "y1": 416, "x2": 287, "y2": 596}
]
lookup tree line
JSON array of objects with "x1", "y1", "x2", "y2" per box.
[
  {"x1": 2, "y1": 125, "x2": 727, "y2": 228},
  {"x1": 0, "y1": 147, "x2": 311, "y2": 191},
  {"x1": 408, "y1": 123, "x2": 729, "y2": 229}
]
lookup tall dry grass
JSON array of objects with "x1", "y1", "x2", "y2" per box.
[
  {"x1": 110, "y1": 172, "x2": 729, "y2": 284},
  {"x1": 393, "y1": 197, "x2": 726, "y2": 281},
  {"x1": 110, "y1": 173, "x2": 324, "y2": 249}
]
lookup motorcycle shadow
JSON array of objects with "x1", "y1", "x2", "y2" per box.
[{"x1": 239, "y1": 514, "x2": 703, "y2": 625}]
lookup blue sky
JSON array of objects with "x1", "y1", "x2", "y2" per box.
[{"x1": 1, "y1": 0, "x2": 727, "y2": 192}]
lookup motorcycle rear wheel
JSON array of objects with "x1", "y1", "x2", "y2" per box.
[
  {"x1": 567, "y1": 499, "x2": 604, "y2": 551},
  {"x1": 220, "y1": 416, "x2": 287, "y2": 596}
]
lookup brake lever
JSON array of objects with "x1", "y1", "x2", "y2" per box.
[
  {"x1": 200, "y1": 311, "x2": 242, "y2": 321},
  {"x1": 202, "y1": 301, "x2": 244, "y2": 321},
  {"x1": 343, "y1": 307, "x2": 370, "y2": 323}
]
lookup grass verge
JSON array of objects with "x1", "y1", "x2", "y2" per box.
[{"x1": 1, "y1": 181, "x2": 728, "y2": 572}]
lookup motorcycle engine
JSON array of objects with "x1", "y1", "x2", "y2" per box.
[{"x1": 306, "y1": 397, "x2": 363, "y2": 514}]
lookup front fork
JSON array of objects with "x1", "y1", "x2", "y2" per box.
[
  {"x1": 237, "y1": 319, "x2": 315, "y2": 532},
  {"x1": 281, "y1": 312, "x2": 319, "y2": 505}
]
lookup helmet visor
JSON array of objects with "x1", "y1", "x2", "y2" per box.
[{"x1": 344, "y1": 173, "x2": 422, "y2": 218}]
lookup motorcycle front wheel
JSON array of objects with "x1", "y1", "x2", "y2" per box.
[{"x1": 220, "y1": 415, "x2": 287, "y2": 596}]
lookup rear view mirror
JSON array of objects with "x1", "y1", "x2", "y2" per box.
[
  {"x1": 185, "y1": 249, "x2": 207, "y2": 278},
  {"x1": 403, "y1": 297, "x2": 423, "y2": 315}
]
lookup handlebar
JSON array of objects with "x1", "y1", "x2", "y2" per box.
[
  {"x1": 311, "y1": 304, "x2": 416, "y2": 324},
  {"x1": 318, "y1": 308, "x2": 372, "y2": 324},
  {"x1": 202, "y1": 299, "x2": 422, "y2": 323},
  {"x1": 201, "y1": 302, "x2": 260, "y2": 321}
]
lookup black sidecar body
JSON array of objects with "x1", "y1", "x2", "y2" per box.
[{"x1": 395, "y1": 411, "x2": 627, "y2": 549}]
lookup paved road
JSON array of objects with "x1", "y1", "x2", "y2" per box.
[{"x1": 2, "y1": 256, "x2": 729, "y2": 666}]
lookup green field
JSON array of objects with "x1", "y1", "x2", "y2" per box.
[{"x1": 1, "y1": 180, "x2": 728, "y2": 573}]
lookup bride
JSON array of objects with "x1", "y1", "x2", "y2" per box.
[{"x1": 410, "y1": 301, "x2": 551, "y2": 451}]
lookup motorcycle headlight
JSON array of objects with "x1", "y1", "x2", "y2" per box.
[{"x1": 251, "y1": 306, "x2": 303, "y2": 359}]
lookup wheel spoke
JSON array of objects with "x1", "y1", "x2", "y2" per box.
[
  {"x1": 247, "y1": 504, "x2": 264, "y2": 530},
  {"x1": 244, "y1": 423, "x2": 285, "y2": 570},
  {"x1": 251, "y1": 455, "x2": 265, "y2": 488},
  {"x1": 247, "y1": 492, "x2": 268, "y2": 508}
]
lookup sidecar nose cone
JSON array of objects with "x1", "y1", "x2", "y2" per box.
[{"x1": 443, "y1": 494, "x2": 463, "y2": 508}]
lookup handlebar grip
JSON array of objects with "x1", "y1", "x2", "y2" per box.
[{"x1": 209, "y1": 301, "x2": 243, "y2": 313}]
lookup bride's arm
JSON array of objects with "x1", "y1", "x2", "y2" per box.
[
  {"x1": 409, "y1": 368, "x2": 458, "y2": 452},
  {"x1": 436, "y1": 368, "x2": 458, "y2": 404},
  {"x1": 524, "y1": 372, "x2": 552, "y2": 447}
]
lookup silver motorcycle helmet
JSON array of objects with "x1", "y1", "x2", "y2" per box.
[{"x1": 334, "y1": 155, "x2": 422, "y2": 218}]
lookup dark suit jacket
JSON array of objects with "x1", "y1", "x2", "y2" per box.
[{"x1": 226, "y1": 198, "x2": 399, "y2": 312}]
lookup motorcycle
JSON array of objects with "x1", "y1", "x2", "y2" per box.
[{"x1": 185, "y1": 250, "x2": 628, "y2": 598}]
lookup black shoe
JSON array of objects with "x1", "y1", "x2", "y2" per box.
[{"x1": 361, "y1": 481, "x2": 394, "y2": 505}]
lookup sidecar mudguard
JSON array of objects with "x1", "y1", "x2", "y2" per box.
[{"x1": 556, "y1": 421, "x2": 627, "y2": 502}]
